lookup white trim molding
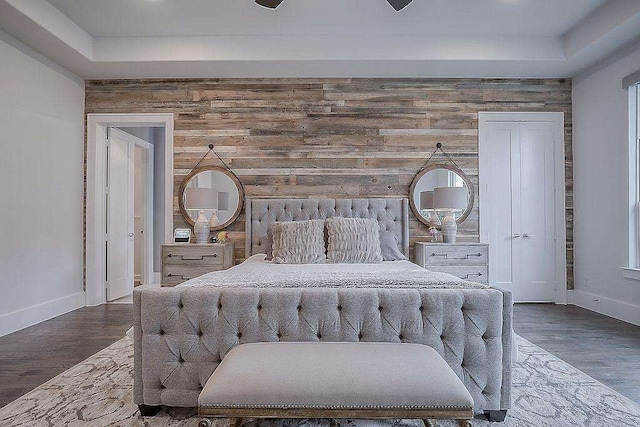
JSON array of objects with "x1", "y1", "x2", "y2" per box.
[
  {"x1": 86, "y1": 113, "x2": 174, "y2": 306},
  {"x1": 627, "y1": 86, "x2": 640, "y2": 271},
  {"x1": 621, "y1": 267, "x2": 640, "y2": 281},
  {"x1": 0, "y1": 292, "x2": 85, "y2": 337},
  {"x1": 568, "y1": 289, "x2": 640, "y2": 326}
]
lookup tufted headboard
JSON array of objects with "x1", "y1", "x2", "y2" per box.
[{"x1": 245, "y1": 198, "x2": 410, "y2": 258}]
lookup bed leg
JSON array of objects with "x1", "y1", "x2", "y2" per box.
[
  {"x1": 484, "y1": 410, "x2": 507, "y2": 422},
  {"x1": 138, "y1": 404, "x2": 162, "y2": 416}
]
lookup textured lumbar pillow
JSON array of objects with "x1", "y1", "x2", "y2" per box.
[
  {"x1": 379, "y1": 230, "x2": 408, "y2": 261},
  {"x1": 326, "y1": 217, "x2": 383, "y2": 263},
  {"x1": 271, "y1": 219, "x2": 326, "y2": 264}
]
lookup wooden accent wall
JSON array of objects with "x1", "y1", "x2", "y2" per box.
[{"x1": 85, "y1": 78, "x2": 574, "y2": 289}]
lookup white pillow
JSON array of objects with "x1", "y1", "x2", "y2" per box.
[
  {"x1": 326, "y1": 217, "x2": 383, "y2": 263},
  {"x1": 271, "y1": 219, "x2": 326, "y2": 264}
]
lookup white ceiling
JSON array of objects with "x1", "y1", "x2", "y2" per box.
[
  {"x1": 46, "y1": 0, "x2": 606, "y2": 37},
  {"x1": 1, "y1": 0, "x2": 639, "y2": 79}
]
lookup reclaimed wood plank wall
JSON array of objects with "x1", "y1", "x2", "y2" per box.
[{"x1": 85, "y1": 78, "x2": 574, "y2": 289}]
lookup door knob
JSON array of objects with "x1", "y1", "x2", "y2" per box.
[
  {"x1": 128, "y1": 232, "x2": 134, "y2": 237},
  {"x1": 512, "y1": 233, "x2": 520, "y2": 238}
]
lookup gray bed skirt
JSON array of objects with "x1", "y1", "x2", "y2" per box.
[{"x1": 133, "y1": 286, "x2": 513, "y2": 413}]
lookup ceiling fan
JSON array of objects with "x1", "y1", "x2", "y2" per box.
[{"x1": 255, "y1": 0, "x2": 413, "y2": 11}]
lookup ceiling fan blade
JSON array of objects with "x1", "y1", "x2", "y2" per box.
[
  {"x1": 255, "y1": 0, "x2": 285, "y2": 9},
  {"x1": 386, "y1": 0, "x2": 413, "y2": 11}
]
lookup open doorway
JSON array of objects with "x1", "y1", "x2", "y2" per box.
[
  {"x1": 86, "y1": 114, "x2": 174, "y2": 306},
  {"x1": 104, "y1": 127, "x2": 154, "y2": 302}
]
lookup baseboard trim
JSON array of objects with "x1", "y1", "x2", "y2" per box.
[
  {"x1": 568, "y1": 290, "x2": 640, "y2": 326},
  {"x1": 0, "y1": 291, "x2": 86, "y2": 337}
]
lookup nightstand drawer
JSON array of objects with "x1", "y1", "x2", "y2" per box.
[
  {"x1": 427, "y1": 266, "x2": 489, "y2": 285},
  {"x1": 415, "y1": 242, "x2": 489, "y2": 285},
  {"x1": 161, "y1": 243, "x2": 234, "y2": 286},
  {"x1": 161, "y1": 265, "x2": 221, "y2": 285},
  {"x1": 418, "y1": 244, "x2": 488, "y2": 267},
  {"x1": 162, "y1": 245, "x2": 225, "y2": 266}
]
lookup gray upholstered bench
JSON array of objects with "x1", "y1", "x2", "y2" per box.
[{"x1": 198, "y1": 342, "x2": 474, "y2": 427}]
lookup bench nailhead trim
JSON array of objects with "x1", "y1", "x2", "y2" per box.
[{"x1": 200, "y1": 403, "x2": 473, "y2": 410}]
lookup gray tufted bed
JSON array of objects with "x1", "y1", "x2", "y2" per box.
[{"x1": 133, "y1": 198, "x2": 513, "y2": 416}]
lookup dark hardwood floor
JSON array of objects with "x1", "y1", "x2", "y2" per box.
[
  {"x1": 0, "y1": 304, "x2": 133, "y2": 407},
  {"x1": 0, "y1": 303, "x2": 638, "y2": 409}
]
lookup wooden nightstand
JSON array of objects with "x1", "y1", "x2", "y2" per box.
[
  {"x1": 415, "y1": 242, "x2": 489, "y2": 285},
  {"x1": 161, "y1": 243, "x2": 234, "y2": 286}
]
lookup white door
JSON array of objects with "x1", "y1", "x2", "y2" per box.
[
  {"x1": 106, "y1": 128, "x2": 135, "y2": 301},
  {"x1": 518, "y1": 122, "x2": 556, "y2": 301},
  {"x1": 479, "y1": 114, "x2": 564, "y2": 302}
]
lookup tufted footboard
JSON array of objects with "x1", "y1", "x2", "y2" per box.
[{"x1": 133, "y1": 286, "x2": 512, "y2": 414}]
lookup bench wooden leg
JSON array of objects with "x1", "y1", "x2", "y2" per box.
[
  {"x1": 229, "y1": 417, "x2": 242, "y2": 427},
  {"x1": 456, "y1": 420, "x2": 472, "y2": 427},
  {"x1": 329, "y1": 419, "x2": 339, "y2": 427},
  {"x1": 198, "y1": 419, "x2": 212, "y2": 427},
  {"x1": 423, "y1": 420, "x2": 436, "y2": 427}
]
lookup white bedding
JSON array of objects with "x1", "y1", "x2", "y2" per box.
[{"x1": 178, "y1": 254, "x2": 488, "y2": 290}]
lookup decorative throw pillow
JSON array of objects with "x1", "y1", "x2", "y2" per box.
[
  {"x1": 379, "y1": 230, "x2": 408, "y2": 261},
  {"x1": 271, "y1": 219, "x2": 326, "y2": 264},
  {"x1": 326, "y1": 217, "x2": 383, "y2": 263}
]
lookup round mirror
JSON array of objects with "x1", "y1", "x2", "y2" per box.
[
  {"x1": 178, "y1": 166, "x2": 244, "y2": 231},
  {"x1": 409, "y1": 164, "x2": 474, "y2": 229}
]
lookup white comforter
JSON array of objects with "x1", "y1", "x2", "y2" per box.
[{"x1": 178, "y1": 254, "x2": 488, "y2": 290}]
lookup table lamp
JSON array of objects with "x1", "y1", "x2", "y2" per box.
[
  {"x1": 185, "y1": 188, "x2": 218, "y2": 243},
  {"x1": 419, "y1": 190, "x2": 440, "y2": 225},
  {"x1": 434, "y1": 186, "x2": 467, "y2": 243}
]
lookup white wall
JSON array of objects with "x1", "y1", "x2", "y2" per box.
[
  {"x1": 0, "y1": 32, "x2": 85, "y2": 336},
  {"x1": 572, "y1": 41, "x2": 640, "y2": 325}
]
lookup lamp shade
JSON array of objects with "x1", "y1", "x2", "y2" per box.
[
  {"x1": 419, "y1": 191, "x2": 434, "y2": 210},
  {"x1": 185, "y1": 188, "x2": 218, "y2": 210},
  {"x1": 217, "y1": 191, "x2": 229, "y2": 211},
  {"x1": 433, "y1": 186, "x2": 467, "y2": 210}
]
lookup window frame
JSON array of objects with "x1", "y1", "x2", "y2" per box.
[{"x1": 623, "y1": 85, "x2": 640, "y2": 279}]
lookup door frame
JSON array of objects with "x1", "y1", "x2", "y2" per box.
[
  {"x1": 478, "y1": 112, "x2": 567, "y2": 304},
  {"x1": 86, "y1": 113, "x2": 174, "y2": 306}
]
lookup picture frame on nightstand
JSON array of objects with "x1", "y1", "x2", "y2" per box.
[{"x1": 174, "y1": 228, "x2": 191, "y2": 243}]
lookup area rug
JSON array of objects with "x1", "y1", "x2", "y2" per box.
[{"x1": 1, "y1": 336, "x2": 639, "y2": 427}]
